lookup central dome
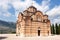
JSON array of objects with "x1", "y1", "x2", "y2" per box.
[
  {"x1": 27, "y1": 6, "x2": 37, "y2": 13},
  {"x1": 29, "y1": 6, "x2": 36, "y2": 9}
]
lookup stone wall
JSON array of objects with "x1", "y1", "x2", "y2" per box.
[{"x1": 16, "y1": 6, "x2": 51, "y2": 37}]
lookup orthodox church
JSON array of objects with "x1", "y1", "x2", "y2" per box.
[{"x1": 16, "y1": 6, "x2": 51, "y2": 37}]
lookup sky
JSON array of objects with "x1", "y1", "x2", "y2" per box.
[{"x1": 0, "y1": 0, "x2": 60, "y2": 24}]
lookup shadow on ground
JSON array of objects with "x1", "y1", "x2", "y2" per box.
[{"x1": 0, "y1": 37, "x2": 7, "y2": 40}]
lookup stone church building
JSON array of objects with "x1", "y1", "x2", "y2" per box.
[{"x1": 16, "y1": 6, "x2": 51, "y2": 37}]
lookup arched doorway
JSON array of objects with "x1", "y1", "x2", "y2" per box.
[
  {"x1": 38, "y1": 27, "x2": 40, "y2": 36},
  {"x1": 38, "y1": 30, "x2": 40, "y2": 36}
]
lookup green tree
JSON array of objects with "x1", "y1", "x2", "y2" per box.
[
  {"x1": 58, "y1": 24, "x2": 60, "y2": 34},
  {"x1": 55, "y1": 23, "x2": 59, "y2": 34},
  {"x1": 51, "y1": 24, "x2": 55, "y2": 34}
]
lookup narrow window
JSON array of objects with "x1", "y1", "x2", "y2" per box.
[
  {"x1": 48, "y1": 31, "x2": 49, "y2": 35},
  {"x1": 43, "y1": 20, "x2": 46, "y2": 22}
]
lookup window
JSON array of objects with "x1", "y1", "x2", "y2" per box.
[
  {"x1": 31, "y1": 18, "x2": 33, "y2": 21},
  {"x1": 43, "y1": 20, "x2": 47, "y2": 22},
  {"x1": 43, "y1": 20, "x2": 45, "y2": 22},
  {"x1": 37, "y1": 16, "x2": 41, "y2": 21},
  {"x1": 38, "y1": 17, "x2": 41, "y2": 21}
]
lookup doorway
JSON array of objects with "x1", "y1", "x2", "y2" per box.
[{"x1": 38, "y1": 30, "x2": 40, "y2": 36}]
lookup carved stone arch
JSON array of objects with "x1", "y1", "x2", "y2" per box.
[
  {"x1": 35, "y1": 11, "x2": 43, "y2": 17},
  {"x1": 23, "y1": 10, "x2": 28, "y2": 16},
  {"x1": 27, "y1": 6, "x2": 37, "y2": 13},
  {"x1": 31, "y1": 15, "x2": 37, "y2": 21},
  {"x1": 35, "y1": 11, "x2": 43, "y2": 21}
]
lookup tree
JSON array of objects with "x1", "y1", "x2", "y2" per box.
[
  {"x1": 55, "y1": 23, "x2": 59, "y2": 34},
  {"x1": 58, "y1": 24, "x2": 60, "y2": 34},
  {"x1": 51, "y1": 24, "x2": 55, "y2": 34}
]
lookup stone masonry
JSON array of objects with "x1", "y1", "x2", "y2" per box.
[{"x1": 16, "y1": 6, "x2": 51, "y2": 37}]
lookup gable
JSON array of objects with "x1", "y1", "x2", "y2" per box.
[{"x1": 35, "y1": 11, "x2": 43, "y2": 17}]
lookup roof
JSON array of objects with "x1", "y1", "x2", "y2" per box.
[
  {"x1": 28, "y1": 6, "x2": 37, "y2": 10},
  {"x1": 43, "y1": 14, "x2": 48, "y2": 17}
]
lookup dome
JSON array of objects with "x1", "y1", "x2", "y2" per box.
[
  {"x1": 27, "y1": 6, "x2": 37, "y2": 13},
  {"x1": 23, "y1": 10, "x2": 33, "y2": 16},
  {"x1": 29, "y1": 6, "x2": 36, "y2": 9}
]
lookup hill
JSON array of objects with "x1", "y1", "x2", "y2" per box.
[{"x1": 0, "y1": 20, "x2": 16, "y2": 34}]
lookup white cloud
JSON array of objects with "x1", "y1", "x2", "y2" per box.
[
  {"x1": 6, "y1": 0, "x2": 50, "y2": 17},
  {"x1": 46, "y1": 6, "x2": 60, "y2": 16},
  {"x1": 52, "y1": 18, "x2": 60, "y2": 24},
  {"x1": 32, "y1": 0, "x2": 50, "y2": 13},
  {"x1": 46, "y1": 5, "x2": 60, "y2": 24},
  {"x1": 0, "y1": 0, "x2": 50, "y2": 17},
  {"x1": 0, "y1": 0, "x2": 11, "y2": 17},
  {"x1": 0, "y1": 0, "x2": 60, "y2": 24},
  {"x1": 3, "y1": 12, "x2": 11, "y2": 17}
]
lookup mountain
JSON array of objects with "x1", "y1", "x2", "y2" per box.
[{"x1": 0, "y1": 20, "x2": 16, "y2": 34}]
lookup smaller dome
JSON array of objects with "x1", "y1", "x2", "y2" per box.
[
  {"x1": 43, "y1": 14, "x2": 48, "y2": 17},
  {"x1": 23, "y1": 10, "x2": 33, "y2": 16}
]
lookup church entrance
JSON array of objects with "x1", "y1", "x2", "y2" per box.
[{"x1": 38, "y1": 30, "x2": 40, "y2": 36}]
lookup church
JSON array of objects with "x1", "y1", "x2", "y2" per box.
[{"x1": 16, "y1": 6, "x2": 51, "y2": 37}]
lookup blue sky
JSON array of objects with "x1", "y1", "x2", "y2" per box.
[{"x1": 0, "y1": 0, "x2": 60, "y2": 24}]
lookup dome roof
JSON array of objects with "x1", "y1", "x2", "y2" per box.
[
  {"x1": 28, "y1": 6, "x2": 37, "y2": 10},
  {"x1": 27, "y1": 6, "x2": 37, "y2": 13},
  {"x1": 29, "y1": 6, "x2": 36, "y2": 9}
]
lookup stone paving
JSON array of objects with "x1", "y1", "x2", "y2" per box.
[{"x1": 0, "y1": 34, "x2": 60, "y2": 40}]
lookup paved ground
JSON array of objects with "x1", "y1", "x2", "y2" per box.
[{"x1": 0, "y1": 34, "x2": 60, "y2": 40}]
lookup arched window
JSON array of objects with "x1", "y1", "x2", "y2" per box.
[
  {"x1": 37, "y1": 16, "x2": 41, "y2": 21},
  {"x1": 43, "y1": 20, "x2": 47, "y2": 22},
  {"x1": 43, "y1": 20, "x2": 45, "y2": 22},
  {"x1": 38, "y1": 17, "x2": 41, "y2": 21}
]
